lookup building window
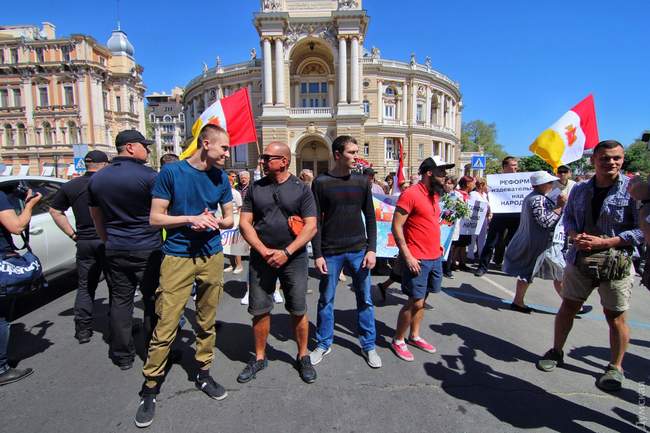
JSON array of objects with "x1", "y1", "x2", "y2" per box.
[
  {"x1": 67, "y1": 121, "x2": 79, "y2": 144},
  {"x1": 0, "y1": 49, "x2": 4, "y2": 64},
  {"x1": 363, "y1": 142, "x2": 369, "y2": 156},
  {"x1": 129, "y1": 95, "x2": 135, "y2": 113},
  {"x1": 13, "y1": 89, "x2": 21, "y2": 107},
  {"x1": 4, "y1": 124, "x2": 14, "y2": 147},
  {"x1": 300, "y1": 81, "x2": 328, "y2": 107},
  {"x1": 233, "y1": 144, "x2": 248, "y2": 164},
  {"x1": 102, "y1": 91, "x2": 108, "y2": 110},
  {"x1": 11, "y1": 48, "x2": 18, "y2": 63},
  {"x1": 385, "y1": 87, "x2": 395, "y2": 96},
  {"x1": 384, "y1": 103, "x2": 395, "y2": 119},
  {"x1": 42, "y1": 122, "x2": 53, "y2": 145},
  {"x1": 62, "y1": 46, "x2": 71, "y2": 62},
  {"x1": 416, "y1": 103, "x2": 424, "y2": 123},
  {"x1": 418, "y1": 143, "x2": 424, "y2": 159},
  {"x1": 39, "y1": 87, "x2": 49, "y2": 107},
  {"x1": 116, "y1": 96, "x2": 122, "y2": 112},
  {"x1": 385, "y1": 138, "x2": 399, "y2": 161},
  {"x1": 99, "y1": 57, "x2": 105, "y2": 66},
  {"x1": 363, "y1": 100, "x2": 370, "y2": 114},
  {"x1": 64, "y1": 86, "x2": 74, "y2": 106},
  {"x1": 36, "y1": 48, "x2": 45, "y2": 63},
  {"x1": 0, "y1": 90, "x2": 8, "y2": 107},
  {"x1": 16, "y1": 124, "x2": 26, "y2": 146}
]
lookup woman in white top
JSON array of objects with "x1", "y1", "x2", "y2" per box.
[{"x1": 468, "y1": 178, "x2": 490, "y2": 262}]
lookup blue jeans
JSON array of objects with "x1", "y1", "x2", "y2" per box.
[
  {"x1": 316, "y1": 250, "x2": 376, "y2": 352},
  {"x1": 0, "y1": 302, "x2": 10, "y2": 374}
]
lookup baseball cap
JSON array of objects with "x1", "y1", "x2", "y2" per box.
[
  {"x1": 84, "y1": 150, "x2": 109, "y2": 163},
  {"x1": 115, "y1": 130, "x2": 154, "y2": 148},
  {"x1": 363, "y1": 167, "x2": 376, "y2": 175},
  {"x1": 418, "y1": 155, "x2": 455, "y2": 174},
  {"x1": 530, "y1": 171, "x2": 559, "y2": 186}
]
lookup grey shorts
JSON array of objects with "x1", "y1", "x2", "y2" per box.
[
  {"x1": 248, "y1": 249, "x2": 308, "y2": 316},
  {"x1": 561, "y1": 263, "x2": 633, "y2": 312}
]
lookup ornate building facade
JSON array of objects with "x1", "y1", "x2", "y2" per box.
[
  {"x1": 0, "y1": 22, "x2": 146, "y2": 176},
  {"x1": 146, "y1": 87, "x2": 185, "y2": 161},
  {"x1": 184, "y1": 0, "x2": 462, "y2": 176}
]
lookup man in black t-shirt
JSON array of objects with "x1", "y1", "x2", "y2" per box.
[
  {"x1": 88, "y1": 130, "x2": 162, "y2": 370},
  {"x1": 237, "y1": 141, "x2": 318, "y2": 384},
  {"x1": 50, "y1": 150, "x2": 109, "y2": 344}
]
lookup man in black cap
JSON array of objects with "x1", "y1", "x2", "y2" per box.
[
  {"x1": 88, "y1": 130, "x2": 162, "y2": 370},
  {"x1": 50, "y1": 150, "x2": 110, "y2": 344},
  {"x1": 363, "y1": 167, "x2": 385, "y2": 195}
]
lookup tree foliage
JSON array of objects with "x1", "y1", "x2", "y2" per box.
[
  {"x1": 461, "y1": 120, "x2": 508, "y2": 174},
  {"x1": 624, "y1": 140, "x2": 650, "y2": 174},
  {"x1": 518, "y1": 155, "x2": 553, "y2": 172}
]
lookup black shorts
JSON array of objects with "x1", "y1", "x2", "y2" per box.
[
  {"x1": 248, "y1": 249, "x2": 308, "y2": 316},
  {"x1": 453, "y1": 235, "x2": 472, "y2": 247}
]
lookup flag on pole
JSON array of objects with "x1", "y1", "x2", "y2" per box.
[
  {"x1": 529, "y1": 94, "x2": 599, "y2": 171},
  {"x1": 180, "y1": 88, "x2": 257, "y2": 159},
  {"x1": 392, "y1": 138, "x2": 406, "y2": 195}
]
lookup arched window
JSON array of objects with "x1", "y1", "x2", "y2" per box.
[
  {"x1": 179, "y1": 113, "x2": 184, "y2": 122},
  {"x1": 149, "y1": 113, "x2": 155, "y2": 123},
  {"x1": 163, "y1": 115, "x2": 172, "y2": 122},
  {"x1": 42, "y1": 122, "x2": 53, "y2": 145},
  {"x1": 16, "y1": 123, "x2": 26, "y2": 146},
  {"x1": 385, "y1": 87, "x2": 395, "y2": 96},
  {"x1": 67, "y1": 121, "x2": 79, "y2": 144},
  {"x1": 4, "y1": 124, "x2": 14, "y2": 147}
]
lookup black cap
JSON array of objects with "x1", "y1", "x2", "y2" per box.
[
  {"x1": 557, "y1": 165, "x2": 571, "y2": 172},
  {"x1": 418, "y1": 156, "x2": 455, "y2": 175},
  {"x1": 115, "y1": 130, "x2": 154, "y2": 148},
  {"x1": 84, "y1": 150, "x2": 109, "y2": 163},
  {"x1": 363, "y1": 167, "x2": 376, "y2": 175}
]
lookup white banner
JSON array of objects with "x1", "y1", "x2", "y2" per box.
[
  {"x1": 221, "y1": 213, "x2": 250, "y2": 256},
  {"x1": 459, "y1": 199, "x2": 489, "y2": 235},
  {"x1": 487, "y1": 172, "x2": 533, "y2": 213}
]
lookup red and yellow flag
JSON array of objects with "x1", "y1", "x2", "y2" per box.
[{"x1": 529, "y1": 94, "x2": 599, "y2": 171}]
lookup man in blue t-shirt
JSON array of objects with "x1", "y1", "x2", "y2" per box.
[{"x1": 135, "y1": 124, "x2": 234, "y2": 428}]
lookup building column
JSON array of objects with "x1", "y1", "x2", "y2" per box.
[
  {"x1": 262, "y1": 37, "x2": 273, "y2": 105},
  {"x1": 350, "y1": 36, "x2": 360, "y2": 103},
  {"x1": 294, "y1": 82, "x2": 300, "y2": 107},
  {"x1": 401, "y1": 82, "x2": 408, "y2": 124},
  {"x1": 338, "y1": 37, "x2": 347, "y2": 104},
  {"x1": 377, "y1": 80, "x2": 383, "y2": 123},
  {"x1": 327, "y1": 79, "x2": 334, "y2": 107},
  {"x1": 411, "y1": 81, "x2": 417, "y2": 125},
  {"x1": 274, "y1": 38, "x2": 285, "y2": 106},
  {"x1": 425, "y1": 87, "x2": 432, "y2": 127},
  {"x1": 438, "y1": 94, "x2": 444, "y2": 126},
  {"x1": 21, "y1": 79, "x2": 34, "y2": 143}
]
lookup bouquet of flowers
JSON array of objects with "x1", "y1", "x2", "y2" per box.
[{"x1": 440, "y1": 193, "x2": 470, "y2": 226}]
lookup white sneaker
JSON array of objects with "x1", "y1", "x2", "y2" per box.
[
  {"x1": 338, "y1": 272, "x2": 347, "y2": 282},
  {"x1": 273, "y1": 289, "x2": 283, "y2": 304},
  {"x1": 364, "y1": 349, "x2": 382, "y2": 368},
  {"x1": 309, "y1": 346, "x2": 332, "y2": 365},
  {"x1": 224, "y1": 266, "x2": 234, "y2": 273},
  {"x1": 240, "y1": 290, "x2": 249, "y2": 305},
  {"x1": 233, "y1": 266, "x2": 244, "y2": 274}
]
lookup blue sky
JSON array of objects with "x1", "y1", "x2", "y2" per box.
[{"x1": 5, "y1": 0, "x2": 649, "y2": 155}]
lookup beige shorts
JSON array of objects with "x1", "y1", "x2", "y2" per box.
[{"x1": 561, "y1": 263, "x2": 633, "y2": 312}]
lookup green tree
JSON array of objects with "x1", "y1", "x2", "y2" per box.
[
  {"x1": 518, "y1": 155, "x2": 553, "y2": 172},
  {"x1": 624, "y1": 140, "x2": 650, "y2": 174},
  {"x1": 461, "y1": 120, "x2": 507, "y2": 174}
]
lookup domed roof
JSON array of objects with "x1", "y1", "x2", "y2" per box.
[{"x1": 106, "y1": 28, "x2": 134, "y2": 57}]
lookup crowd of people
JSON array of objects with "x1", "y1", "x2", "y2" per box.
[{"x1": 0, "y1": 124, "x2": 646, "y2": 428}]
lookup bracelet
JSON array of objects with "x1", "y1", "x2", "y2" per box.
[
  {"x1": 69, "y1": 232, "x2": 77, "y2": 239},
  {"x1": 282, "y1": 248, "x2": 291, "y2": 258}
]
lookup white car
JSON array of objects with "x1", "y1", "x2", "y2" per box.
[{"x1": 0, "y1": 175, "x2": 77, "y2": 280}]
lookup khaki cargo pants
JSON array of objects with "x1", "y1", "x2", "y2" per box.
[{"x1": 143, "y1": 253, "x2": 224, "y2": 386}]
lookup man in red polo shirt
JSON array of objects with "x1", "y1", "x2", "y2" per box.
[{"x1": 390, "y1": 156, "x2": 454, "y2": 361}]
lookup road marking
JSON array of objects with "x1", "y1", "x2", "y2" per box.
[{"x1": 481, "y1": 275, "x2": 515, "y2": 297}]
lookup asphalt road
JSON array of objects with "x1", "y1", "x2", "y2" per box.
[{"x1": 1, "y1": 261, "x2": 649, "y2": 433}]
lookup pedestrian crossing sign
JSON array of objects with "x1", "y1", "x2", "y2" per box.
[
  {"x1": 471, "y1": 156, "x2": 486, "y2": 170},
  {"x1": 74, "y1": 157, "x2": 86, "y2": 173}
]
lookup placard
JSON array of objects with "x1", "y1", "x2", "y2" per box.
[{"x1": 487, "y1": 172, "x2": 533, "y2": 213}]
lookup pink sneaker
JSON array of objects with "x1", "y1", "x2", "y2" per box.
[
  {"x1": 391, "y1": 340, "x2": 414, "y2": 361},
  {"x1": 406, "y1": 337, "x2": 437, "y2": 354}
]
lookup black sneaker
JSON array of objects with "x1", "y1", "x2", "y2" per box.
[
  {"x1": 474, "y1": 268, "x2": 487, "y2": 277},
  {"x1": 75, "y1": 329, "x2": 92, "y2": 344},
  {"x1": 134, "y1": 393, "x2": 156, "y2": 428},
  {"x1": 237, "y1": 358, "x2": 268, "y2": 383},
  {"x1": 196, "y1": 374, "x2": 228, "y2": 400},
  {"x1": 296, "y1": 355, "x2": 317, "y2": 384},
  {"x1": 0, "y1": 367, "x2": 34, "y2": 386},
  {"x1": 537, "y1": 348, "x2": 564, "y2": 372}
]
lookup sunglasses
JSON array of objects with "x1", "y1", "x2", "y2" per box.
[{"x1": 259, "y1": 154, "x2": 284, "y2": 162}]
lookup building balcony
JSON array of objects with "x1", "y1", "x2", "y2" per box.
[
  {"x1": 33, "y1": 105, "x2": 79, "y2": 117},
  {"x1": 0, "y1": 106, "x2": 25, "y2": 117},
  {"x1": 289, "y1": 107, "x2": 333, "y2": 119}
]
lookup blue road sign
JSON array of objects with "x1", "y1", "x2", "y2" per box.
[
  {"x1": 471, "y1": 156, "x2": 486, "y2": 170},
  {"x1": 74, "y1": 157, "x2": 86, "y2": 174}
]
